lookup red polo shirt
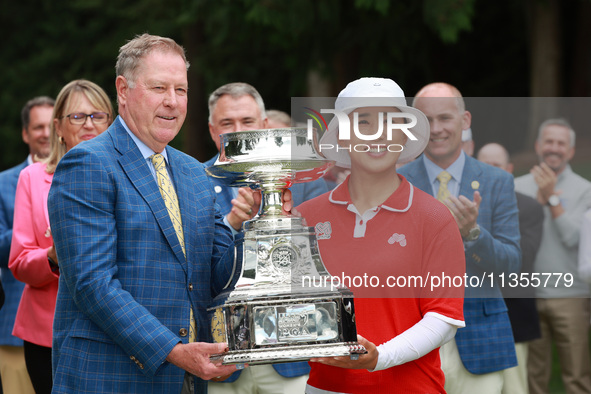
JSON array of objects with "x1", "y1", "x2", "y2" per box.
[{"x1": 297, "y1": 175, "x2": 465, "y2": 394}]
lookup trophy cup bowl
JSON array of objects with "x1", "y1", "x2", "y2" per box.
[{"x1": 206, "y1": 127, "x2": 366, "y2": 365}]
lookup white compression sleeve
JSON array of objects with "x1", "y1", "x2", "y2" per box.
[{"x1": 371, "y1": 313, "x2": 458, "y2": 372}]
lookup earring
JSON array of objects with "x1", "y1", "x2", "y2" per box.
[{"x1": 58, "y1": 136, "x2": 64, "y2": 144}]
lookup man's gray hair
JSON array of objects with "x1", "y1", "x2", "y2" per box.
[
  {"x1": 21, "y1": 96, "x2": 55, "y2": 131},
  {"x1": 116, "y1": 33, "x2": 189, "y2": 88},
  {"x1": 538, "y1": 118, "x2": 576, "y2": 147},
  {"x1": 208, "y1": 82, "x2": 266, "y2": 124}
]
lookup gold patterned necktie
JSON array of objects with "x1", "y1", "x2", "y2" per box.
[
  {"x1": 436, "y1": 170, "x2": 452, "y2": 202},
  {"x1": 152, "y1": 154, "x2": 185, "y2": 256},
  {"x1": 151, "y1": 154, "x2": 195, "y2": 342}
]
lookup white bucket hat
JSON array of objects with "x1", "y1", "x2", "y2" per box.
[{"x1": 319, "y1": 77, "x2": 430, "y2": 168}]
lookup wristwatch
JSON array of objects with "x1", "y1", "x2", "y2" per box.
[
  {"x1": 464, "y1": 224, "x2": 481, "y2": 242},
  {"x1": 547, "y1": 194, "x2": 560, "y2": 207},
  {"x1": 48, "y1": 256, "x2": 59, "y2": 273}
]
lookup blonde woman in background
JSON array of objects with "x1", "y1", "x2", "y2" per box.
[{"x1": 9, "y1": 79, "x2": 113, "y2": 394}]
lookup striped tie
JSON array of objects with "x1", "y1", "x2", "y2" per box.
[
  {"x1": 151, "y1": 154, "x2": 196, "y2": 342},
  {"x1": 436, "y1": 170, "x2": 452, "y2": 203}
]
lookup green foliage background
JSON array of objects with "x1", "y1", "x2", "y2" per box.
[
  {"x1": 0, "y1": 2, "x2": 588, "y2": 391},
  {"x1": 0, "y1": 0, "x2": 586, "y2": 171}
]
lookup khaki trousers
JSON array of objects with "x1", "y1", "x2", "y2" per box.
[
  {"x1": 440, "y1": 338, "x2": 504, "y2": 394},
  {"x1": 501, "y1": 342, "x2": 529, "y2": 394},
  {"x1": 0, "y1": 345, "x2": 35, "y2": 394},
  {"x1": 209, "y1": 365, "x2": 308, "y2": 394},
  {"x1": 528, "y1": 298, "x2": 591, "y2": 394}
]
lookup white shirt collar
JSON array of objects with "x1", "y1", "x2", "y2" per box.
[
  {"x1": 328, "y1": 175, "x2": 414, "y2": 213},
  {"x1": 119, "y1": 116, "x2": 169, "y2": 163}
]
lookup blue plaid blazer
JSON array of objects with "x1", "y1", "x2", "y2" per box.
[
  {"x1": 399, "y1": 154, "x2": 520, "y2": 374},
  {"x1": 48, "y1": 118, "x2": 238, "y2": 393},
  {"x1": 204, "y1": 155, "x2": 317, "y2": 381},
  {"x1": 0, "y1": 160, "x2": 27, "y2": 347}
]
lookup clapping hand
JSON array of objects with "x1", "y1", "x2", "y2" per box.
[
  {"x1": 442, "y1": 191, "x2": 482, "y2": 238},
  {"x1": 531, "y1": 162, "x2": 558, "y2": 205}
]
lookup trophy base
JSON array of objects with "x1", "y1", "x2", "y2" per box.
[
  {"x1": 209, "y1": 290, "x2": 366, "y2": 365},
  {"x1": 212, "y1": 342, "x2": 366, "y2": 365}
]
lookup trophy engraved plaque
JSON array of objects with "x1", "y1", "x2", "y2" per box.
[{"x1": 206, "y1": 127, "x2": 366, "y2": 365}]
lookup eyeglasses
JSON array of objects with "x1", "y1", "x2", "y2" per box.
[{"x1": 62, "y1": 112, "x2": 109, "y2": 125}]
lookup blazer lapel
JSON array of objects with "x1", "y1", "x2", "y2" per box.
[
  {"x1": 459, "y1": 156, "x2": 483, "y2": 199},
  {"x1": 111, "y1": 119, "x2": 188, "y2": 270},
  {"x1": 408, "y1": 158, "x2": 433, "y2": 196}
]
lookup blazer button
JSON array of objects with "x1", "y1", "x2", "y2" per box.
[
  {"x1": 189, "y1": 283, "x2": 194, "y2": 291},
  {"x1": 130, "y1": 355, "x2": 136, "y2": 361},
  {"x1": 179, "y1": 328, "x2": 188, "y2": 337}
]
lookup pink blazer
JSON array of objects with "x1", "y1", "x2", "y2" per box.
[{"x1": 8, "y1": 162, "x2": 57, "y2": 347}]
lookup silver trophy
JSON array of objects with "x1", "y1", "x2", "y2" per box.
[{"x1": 206, "y1": 127, "x2": 366, "y2": 365}]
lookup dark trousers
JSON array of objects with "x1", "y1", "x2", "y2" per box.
[{"x1": 23, "y1": 341, "x2": 52, "y2": 394}]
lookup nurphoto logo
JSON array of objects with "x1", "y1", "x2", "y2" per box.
[{"x1": 305, "y1": 107, "x2": 418, "y2": 154}]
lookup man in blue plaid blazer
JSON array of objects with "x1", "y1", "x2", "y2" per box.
[
  {"x1": 399, "y1": 83, "x2": 520, "y2": 394},
  {"x1": 48, "y1": 34, "x2": 239, "y2": 393}
]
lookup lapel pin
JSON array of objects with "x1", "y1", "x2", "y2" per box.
[{"x1": 471, "y1": 180, "x2": 480, "y2": 190}]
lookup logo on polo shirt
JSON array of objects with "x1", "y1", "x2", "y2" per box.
[
  {"x1": 315, "y1": 222, "x2": 332, "y2": 240},
  {"x1": 388, "y1": 233, "x2": 407, "y2": 247}
]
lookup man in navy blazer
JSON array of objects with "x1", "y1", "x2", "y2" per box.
[
  {"x1": 398, "y1": 83, "x2": 521, "y2": 394},
  {"x1": 0, "y1": 96, "x2": 53, "y2": 394},
  {"x1": 48, "y1": 34, "x2": 238, "y2": 393},
  {"x1": 205, "y1": 82, "x2": 319, "y2": 393}
]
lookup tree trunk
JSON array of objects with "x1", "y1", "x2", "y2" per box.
[
  {"x1": 525, "y1": 0, "x2": 562, "y2": 149},
  {"x1": 183, "y1": 24, "x2": 216, "y2": 163},
  {"x1": 569, "y1": 1, "x2": 591, "y2": 96}
]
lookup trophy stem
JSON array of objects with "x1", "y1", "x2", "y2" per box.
[{"x1": 258, "y1": 186, "x2": 287, "y2": 218}]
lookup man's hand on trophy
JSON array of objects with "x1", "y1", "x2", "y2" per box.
[
  {"x1": 281, "y1": 188, "x2": 293, "y2": 213},
  {"x1": 228, "y1": 188, "x2": 261, "y2": 230},
  {"x1": 166, "y1": 342, "x2": 243, "y2": 380},
  {"x1": 228, "y1": 187, "x2": 294, "y2": 230},
  {"x1": 309, "y1": 335, "x2": 378, "y2": 371}
]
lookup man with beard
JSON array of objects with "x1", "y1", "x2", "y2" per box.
[{"x1": 515, "y1": 118, "x2": 591, "y2": 394}]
